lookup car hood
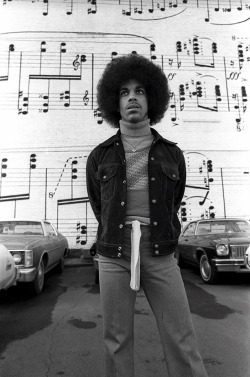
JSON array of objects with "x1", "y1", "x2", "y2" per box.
[
  {"x1": 0, "y1": 235, "x2": 43, "y2": 250},
  {"x1": 208, "y1": 233, "x2": 250, "y2": 245}
]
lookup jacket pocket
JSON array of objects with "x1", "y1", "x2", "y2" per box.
[
  {"x1": 161, "y1": 163, "x2": 180, "y2": 200},
  {"x1": 96, "y1": 164, "x2": 118, "y2": 201}
]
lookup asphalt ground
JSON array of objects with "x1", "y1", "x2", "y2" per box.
[{"x1": 0, "y1": 259, "x2": 249, "y2": 377}]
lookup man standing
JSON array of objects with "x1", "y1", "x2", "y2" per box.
[{"x1": 86, "y1": 54, "x2": 208, "y2": 377}]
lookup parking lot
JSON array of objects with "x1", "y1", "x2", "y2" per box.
[{"x1": 0, "y1": 262, "x2": 249, "y2": 377}]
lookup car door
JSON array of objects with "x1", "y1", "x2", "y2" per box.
[
  {"x1": 43, "y1": 222, "x2": 61, "y2": 267},
  {"x1": 179, "y1": 222, "x2": 197, "y2": 262}
]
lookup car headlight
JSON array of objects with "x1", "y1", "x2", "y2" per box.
[
  {"x1": 216, "y1": 244, "x2": 229, "y2": 256},
  {"x1": 25, "y1": 250, "x2": 33, "y2": 267},
  {"x1": 12, "y1": 252, "x2": 22, "y2": 264}
]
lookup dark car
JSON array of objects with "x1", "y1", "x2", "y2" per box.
[
  {"x1": 0, "y1": 244, "x2": 20, "y2": 290},
  {"x1": 90, "y1": 242, "x2": 99, "y2": 284},
  {"x1": 175, "y1": 218, "x2": 250, "y2": 284},
  {"x1": 0, "y1": 220, "x2": 69, "y2": 294}
]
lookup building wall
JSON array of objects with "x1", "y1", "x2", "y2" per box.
[{"x1": 0, "y1": 2, "x2": 249, "y2": 249}]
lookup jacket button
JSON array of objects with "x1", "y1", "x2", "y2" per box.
[
  {"x1": 154, "y1": 250, "x2": 159, "y2": 255},
  {"x1": 118, "y1": 253, "x2": 122, "y2": 257},
  {"x1": 152, "y1": 199, "x2": 156, "y2": 204},
  {"x1": 116, "y1": 142, "x2": 119, "y2": 146},
  {"x1": 172, "y1": 174, "x2": 176, "y2": 178},
  {"x1": 121, "y1": 202, "x2": 125, "y2": 206},
  {"x1": 151, "y1": 177, "x2": 155, "y2": 181},
  {"x1": 154, "y1": 244, "x2": 159, "y2": 248},
  {"x1": 123, "y1": 180, "x2": 126, "y2": 184},
  {"x1": 118, "y1": 246, "x2": 122, "y2": 251},
  {"x1": 119, "y1": 224, "x2": 123, "y2": 229},
  {"x1": 153, "y1": 222, "x2": 158, "y2": 226},
  {"x1": 151, "y1": 157, "x2": 155, "y2": 161},
  {"x1": 103, "y1": 175, "x2": 107, "y2": 179}
]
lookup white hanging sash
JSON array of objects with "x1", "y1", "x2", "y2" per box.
[{"x1": 130, "y1": 220, "x2": 141, "y2": 291}]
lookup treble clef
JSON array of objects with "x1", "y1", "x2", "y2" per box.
[{"x1": 73, "y1": 55, "x2": 80, "y2": 71}]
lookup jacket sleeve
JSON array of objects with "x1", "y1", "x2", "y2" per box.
[
  {"x1": 86, "y1": 150, "x2": 101, "y2": 225},
  {"x1": 175, "y1": 149, "x2": 186, "y2": 213}
]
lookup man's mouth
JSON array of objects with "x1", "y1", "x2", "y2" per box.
[{"x1": 127, "y1": 103, "x2": 140, "y2": 110}]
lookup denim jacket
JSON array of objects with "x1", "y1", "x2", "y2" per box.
[{"x1": 86, "y1": 128, "x2": 186, "y2": 258}]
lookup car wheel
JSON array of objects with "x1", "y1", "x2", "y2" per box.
[
  {"x1": 31, "y1": 259, "x2": 45, "y2": 294},
  {"x1": 199, "y1": 253, "x2": 218, "y2": 284}
]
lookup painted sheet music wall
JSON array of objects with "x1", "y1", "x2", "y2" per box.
[{"x1": 0, "y1": 1, "x2": 249, "y2": 250}]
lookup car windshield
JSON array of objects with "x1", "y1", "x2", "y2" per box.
[
  {"x1": 196, "y1": 220, "x2": 250, "y2": 235},
  {"x1": 0, "y1": 221, "x2": 43, "y2": 235}
]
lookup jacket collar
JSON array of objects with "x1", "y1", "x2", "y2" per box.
[{"x1": 99, "y1": 128, "x2": 177, "y2": 147}]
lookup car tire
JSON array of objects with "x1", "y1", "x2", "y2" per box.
[
  {"x1": 199, "y1": 253, "x2": 219, "y2": 284},
  {"x1": 31, "y1": 259, "x2": 45, "y2": 294}
]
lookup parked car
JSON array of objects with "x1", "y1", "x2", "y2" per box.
[
  {"x1": 0, "y1": 243, "x2": 20, "y2": 290},
  {"x1": 90, "y1": 242, "x2": 99, "y2": 284},
  {"x1": 175, "y1": 218, "x2": 250, "y2": 284},
  {"x1": 0, "y1": 220, "x2": 69, "y2": 294}
]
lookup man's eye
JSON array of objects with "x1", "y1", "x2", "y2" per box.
[
  {"x1": 137, "y1": 89, "x2": 144, "y2": 94},
  {"x1": 120, "y1": 91, "x2": 128, "y2": 97}
]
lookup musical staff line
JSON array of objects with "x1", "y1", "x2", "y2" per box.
[{"x1": 1, "y1": 0, "x2": 250, "y2": 23}]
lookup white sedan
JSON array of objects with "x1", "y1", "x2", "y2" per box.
[{"x1": 0, "y1": 244, "x2": 19, "y2": 290}]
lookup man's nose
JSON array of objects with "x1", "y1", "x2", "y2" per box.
[{"x1": 128, "y1": 94, "x2": 137, "y2": 101}]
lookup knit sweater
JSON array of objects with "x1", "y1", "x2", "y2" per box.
[{"x1": 120, "y1": 120, "x2": 154, "y2": 225}]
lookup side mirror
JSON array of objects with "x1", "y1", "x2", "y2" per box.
[{"x1": 49, "y1": 230, "x2": 57, "y2": 237}]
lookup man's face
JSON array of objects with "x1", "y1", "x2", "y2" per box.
[{"x1": 118, "y1": 79, "x2": 149, "y2": 123}]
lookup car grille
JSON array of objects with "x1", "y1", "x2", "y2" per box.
[{"x1": 231, "y1": 245, "x2": 249, "y2": 259}]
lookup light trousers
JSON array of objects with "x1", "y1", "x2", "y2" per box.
[{"x1": 98, "y1": 225, "x2": 208, "y2": 377}]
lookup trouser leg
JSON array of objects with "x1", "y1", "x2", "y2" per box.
[
  {"x1": 99, "y1": 256, "x2": 137, "y2": 377},
  {"x1": 141, "y1": 254, "x2": 208, "y2": 377}
]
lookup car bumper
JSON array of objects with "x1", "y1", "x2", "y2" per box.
[
  {"x1": 212, "y1": 258, "x2": 250, "y2": 273},
  {"x1": 17, "y1": 267, "x2": 37, "y2": 282}
]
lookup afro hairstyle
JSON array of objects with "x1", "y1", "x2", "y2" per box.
[{"x1": 96, "y1": 53, "x2": 170, "y2": 127}]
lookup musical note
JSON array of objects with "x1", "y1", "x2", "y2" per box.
[
  {"x1": 176, "y1": 41, "x2": 182, "y2": 69},
  {"x1": 179, "y1": 84, "x2": 185, "y2": 111},
  {"x1": 241, "y1": 86, "x2": 247, "y2": 113},
  {"x1": 57, "y1": 197, "x2": 89, "y2": 244},
  {"x1": 60, "y1": 89, "x2": 70, "y2": 108},
  {"x1": 87, "y1": 0, "x2": 97, "y2": 14},
  {"x1": 237, "y1": 44, "x2": 244, "y2": 70},
  {"x1": 94, "y1": 108, "x2": 103, "y2": 124},
  {"x1": 134, "y1": 0, "x2": 143, "y2": 14},
  {"x1": 0, "y1": 158, "x2": 8, "y2": 197},
  {"x1": 122, "y1": 0, "x2": 131, "y2": 15},
  {"x1": 59, "y1": 42, "x2": 67, "y2": 76},
  {"x1": 193, "y1": 37, "x2": 217, "y2": 68},
  {"x1": 66, "y1": 0, "x2": 73, "y2": 15},
  {"x1": 40, "y1": 41, "x2": 46, "y2": 75},
  {"x1": 148, "y1": 0, "x2": 155, "y2": 13},
  {"x1": 0, "y1": 154, "x2": 37, "y2": 218},
  {"x1": 169, "y1": 92, "x2": 177, "y2": 123},
  {"x1": 1, "y1": 0, "x2": 249, "y2": 22},
  {"x1": 71, "y1": 159, "x2": 78, "y2": 198},
  {"x1": 43, "y1": 0, "x2": 49, "y2": 16}
]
